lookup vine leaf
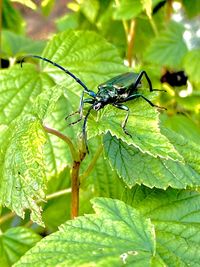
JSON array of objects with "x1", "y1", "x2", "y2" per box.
[
  {"x1": 0, "y1": 227, "x2": 41, "y2": 267},
  {"x1": 183, "y1": 49, "x2": 200, "y2": 84},
  {"x1": 0, "y1": 30, "x2": 128, "y2": 220},
  {"x1": 88, "y1": 92, "x2": 182, "y2": 161},
  {"x1": 0, "y1": 64, "x2": 55, "y2": 125},
  {"x1": 113, "y1": 0, "x2": 143, "y2": 20},
  {"x1": 104, "y1": 131, "x2": 200, "y2": 189},
  {"x1": 40, "y1": 30, "x2": 127, "y2": 89},
  {"x1": 0, "y1": 115, "x2": 46, "y2": 225},
  {"x1": 145, "y1": 21, "x2": 188, "y2": 68},
  {"x1": 2, "y1": 30, "x2": 45, "y2": 57},
  {"x1": 135, "y1": 188, "x2": 200, "y2": 266},
  {"x1": 14, "y1": 198, "x2": 155, "y2": 267}
]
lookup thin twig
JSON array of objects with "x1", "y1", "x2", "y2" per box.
[
  {"x1": 80, "y1": 144, "x2": 103, "y2": 183},
  {"x1": 0, "y1": 212, "x2": 15, "y2": 225},
  {"x1": 0, "y1": 188, "x2": 72, "y2": 225},
  {"x1": 43, "y1": 125, "x2": 78, "y2": 161},
  {"x1": 46, "y1": 188, "x2": 71, "y2": 200},
  {"x1": 127, "y1": 19, "x2": 136, "y2": 67},
  {"x1": 71, "y1": 160, "x2": 81, "y2": 219}
]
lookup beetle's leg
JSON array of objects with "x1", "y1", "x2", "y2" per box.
[
  {"x1": 113, "y1": 103, "x2": 132, "y2": 137},
  {"x1": 123, "y1": 93, "x2": 167, "y2": 110},
  {"x1": 66, "y1": 97, "x2": 94, "y2": 126},
  {"x1": 65, "y1": 90, "x2": 85, "y2": 123},
  {"x1": 133, "y1": 71, "x2": 166, "y2": 92},
  {"x1": 83, "y1": 105, "x2": 93, "y2": 153}
]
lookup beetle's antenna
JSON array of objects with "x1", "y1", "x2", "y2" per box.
[{"x1": 21, "y1": 55, "x2": 92, "y2": 94}]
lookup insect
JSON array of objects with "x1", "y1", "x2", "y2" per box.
[{"x1": 21, "y1": 55, "x2": 166, "y2": 152}]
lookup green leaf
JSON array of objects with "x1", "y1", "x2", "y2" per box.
[
  {"x1": 141, "y1": 0, "x2": 152, "y2": 18},
  {"x1": 113, "y1": 0, "x2": 162, "y2": 20},
  {"x1": 104, "y1": 133, "x2": 200, "y2": 189},
  {"x1": 14, "y1": 198, "x2": 155, "y2": 267},
  {"x1": 134, "y1": 188, "x2": 200, "y2": 266},
  {"x1": 81, "y1": 137, "x2": 125, "y2": 201},
  {"x1": 79, "y1": 0, "x2": 99, "y2": 23},
  {"x1": 183, "y1": 49, "x2": 200, "y2": 84},
  {"x1": 41, "y1": 0, "x2": 55, "y2": 16},
  {"x1": 0, "y1": 64, "x2": 55, "y2": 125},
  {"x1": 42, "y1": 94, "x2": 76, "y2": 177},
  {"x1": 113, "y1": 0, "x2": 143, "y2": 20},
  {"x1": 183, "y1": 0, "x2": 200, "y2": 18},
  {"x1": 10, "y1": 0, "x2": 37, "y2": 10},
  {"x1": 162, "y1": 114, "x2": 200, "y2": 146},
  {"x1": 2, "y1": 30, "x2": 46, "y2": 58},
  {"x1": 145, "y1": 21, "x2": 188, "y2": 68},
  {"x1": 162, "y1": 128, "x2": 200, "y2": 174},
  {"x1": 0, "y1": 227, "x2": 41, "y2": 267},
  {"x1": 56, "y1": 13, "x2": 80, "y2": 32},
  {"x1": 88, "y1": 92, "x2": 182, "y2": 161},
  {"x1": 2, "y1": 0, "x2": 25, "y2": 34},
  {"x1": 42, "y1": 168, "x2": 71, "y2": 231},
  {"x1": 34, "y1": 84, "x2": 64, "y2": 120},
  {"x1": 40, "y1": 30, "x2": 127, "y2": 88},
  {"x1": 0, "y1": 115, "x2": 46, "y2": 225}
]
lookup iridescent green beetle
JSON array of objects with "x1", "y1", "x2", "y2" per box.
[{"x1": 21, "y1": 55, "x2": 166, "y2": 152}]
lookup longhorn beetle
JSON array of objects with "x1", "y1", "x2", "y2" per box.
[{"x1": 21, "y1": 55, "x2": 166, "y2": 152}]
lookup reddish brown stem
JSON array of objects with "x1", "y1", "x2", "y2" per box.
[
  {"x1": 71, "y1": 160, "x2": 81, "y2": 218},
  {"x1": 127, "y1": 20, "x2": 136, "y2": 67}
]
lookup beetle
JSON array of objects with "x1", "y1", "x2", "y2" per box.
[{"x1": 21, "y1": 55, "x2": 166, "y2": 152}]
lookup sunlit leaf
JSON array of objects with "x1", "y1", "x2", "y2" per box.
[
  {"x1": 39, "y1": 30, "x2": 127, "y2": 88},
  {"x1": 88, "y1": 92, "x2": 182, "y2": 161},
  {"x1": 183, "y1": 0, "x2": 200, "y2": 18},
  {"x1": 41, "y1": 0, "x2": 55, "y2": 16},
  {"x1": 145, "y1": 21, "x2": 188, "y2": 68},
  {"x1": 10, "y1": 0, "x2": 37, "y2": 10},
  {"x1": 79, "y1": 0, "x2": 99, "y2": 23},
  {"x1": 113, "y1": 0, "x2": 143, "y2": 20},
  {"x1": 0, "y1": 115, "x2": 46, "y2": 225},
  {"x1": 2, "y1": 30, "x2": 46, "y2": 58},
  {"x1": 135, "y1": 188, "x2": 200, "y2": 266},
  {"x1": 183, "y1": 49, "x2": 200, "y2": 84},
  {"x1": 0, "y1": 227, "x2": 41, "y2": 267},
  {"x1": 104, "y1": 133, "x2": 200, "y2": 189},
  {"x1": 2, "y1": 0, "x2": 25, "y2": 34},
  {"x1": 14, "y1": 198, "x2": 155, "y2": 267},
  {"x1": 0, "y1": 64, "x2": 55, "y2": 125},
  {"x1": 141, "y1": 0, "x2": 152, "y2": 18}
]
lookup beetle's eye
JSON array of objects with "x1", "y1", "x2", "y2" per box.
[{"x1": 93, "y1": 102, "x2": 102, "y2": 111}]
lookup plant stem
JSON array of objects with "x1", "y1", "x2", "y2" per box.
[
  {"x1": 0, "y1": 212, "x2": 15, "y2": 225},
  {"x1": 127, "y1": 19, "x2": 136, "y2": 67},
  {"x1": 43, "y1": 125, "x2": 78, "y2": 161},
  {"x1": 46, "y1": 188, "x2": 71, "y2": 200},
  {"x1": 166, "y1": 0, "x2": 173, "y2": 21},
  {"x1": 71, "y1": 160, "x2": 81, "y2": 219},
  {"x1": 80, "y1": 144, "x2": 103, "y2": 183},
  {"x1": 44, "y1": 125, "x2": 86, "y2": 218},
  {"x1": 0, "y1": 188, "x2": 72, "y2": 225},
  {"x1": 149, "y1": 17, "x2": 158, "y2": 36}
]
